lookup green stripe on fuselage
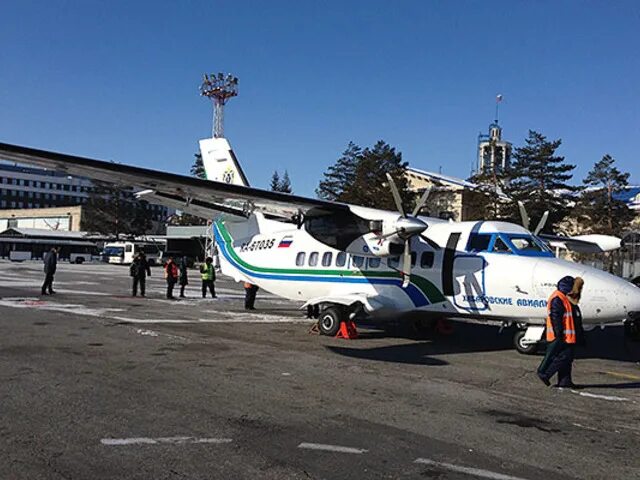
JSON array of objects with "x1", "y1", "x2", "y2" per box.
[{"x1": 216, "y1": 221, "x2": 445, "y2": 304}]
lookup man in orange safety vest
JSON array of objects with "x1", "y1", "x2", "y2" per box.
[{"x1": 537, "y1": 276, "x2": 582, "y2": 388}]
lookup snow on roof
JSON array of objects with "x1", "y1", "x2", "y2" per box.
[
  {"x1": 0, "y1": 228, "x2": 89, "y2": 239},
  {"x1": 406, "y1": 167, "x2": 477, "y2": 189}
]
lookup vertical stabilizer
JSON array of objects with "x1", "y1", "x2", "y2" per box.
[{"x1": 199, "y1": 137, "x2": 250, "y2": 186}]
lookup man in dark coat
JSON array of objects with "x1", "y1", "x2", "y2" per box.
[
  {"x1": 41, "y1": 247, "x2": 58, "y2": 295},
  {"x1": 179, "y1": 256, "x2": 189, "y2": 298},
  {"x1": 131, "y1": 252, "x2": 151, "y2": 297},
  {"x1": 244, "y1": 282, "x2": 259, "y2": 310}
]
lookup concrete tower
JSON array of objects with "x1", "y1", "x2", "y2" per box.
[{"x1": 477, "y1": 121, "x2": 512, "y2": 174}]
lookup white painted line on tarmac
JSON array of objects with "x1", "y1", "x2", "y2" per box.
[
  {"x1": 0, "y1": 298, "x2": 124, "y2": 317},
  {"x1": 113, "y1": 317, "x2": 193, "y2": 324},
  {"x1": 414, "y1": 458, "x2": 529, "y2": 480},
  {"x1": 112, "y1": 315, "x2": 310, "y2": 324},
  {"x1": 101, "y1": 436, "x2": 232, "y2": 446},
  {"x1": 297, "y1": 442, "x2": 368, "y2": 454},
  {"x1": 571, "y1": 390, "x2": 629, "y2": 402},
  {"x1": 135, "y1": 328, "x2": 159, "y2": 337}
]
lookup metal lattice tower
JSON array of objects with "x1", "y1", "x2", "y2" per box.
[{"x1": 200, "y1": 72, "x2": 239, "y2": 138}]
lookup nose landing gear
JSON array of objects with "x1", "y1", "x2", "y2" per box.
[{"x1": 513, "y1": 325, "x2": 545, "y2": 355}]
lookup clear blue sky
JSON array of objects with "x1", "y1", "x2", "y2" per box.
[{"x1": 1, "y1": 1, "x2": 638, "y2": 196}]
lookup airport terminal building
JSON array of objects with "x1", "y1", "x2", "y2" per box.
[{"x1": 0, "y1": 162, "x2": 170, "y2": 233}]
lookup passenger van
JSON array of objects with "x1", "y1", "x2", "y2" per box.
[{"x1": 102, "y1": 241, "x2": 164, "y2": 265}]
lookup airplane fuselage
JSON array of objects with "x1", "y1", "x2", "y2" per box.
[{"x1": 214, "y1": 215, "x2": 640, "y2": 328}]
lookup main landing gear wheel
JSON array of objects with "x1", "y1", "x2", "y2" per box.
[
  {"x1": 514, "y1": 330, "x2": 538, "y2": 355},
  {"x1": 318, "y1": 307, "x2": 342, "y2": 336}
]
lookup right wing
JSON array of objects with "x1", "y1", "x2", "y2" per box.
[{"x1": 539, "y1": 233, "x2": 623, "y2": 253}]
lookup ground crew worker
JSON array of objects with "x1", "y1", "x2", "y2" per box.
[
  {"x1": 537, "y1": 275, "x2": 579, "y2": 388},
  {"x1": 200, "y1": 257, "x2": 216, "y2": 298},
  {"x1": 130, "y1": 252, "x2": 151, "y2": 297},
  {"x1": 244, "y1": 282, "x2": 259, "y2": 310},
  {"x1": 164, "y1": 257, "x2": 179, "y2": 299},
  {"x1": 568, "y1": 277, "x2": 586, "y2": 349},
  {"x1": 41, "y1": 247, "x2": 58, "y2": 295},
  {"x1": 179, "y1": 256, "x2": 189, "y2": 298}
]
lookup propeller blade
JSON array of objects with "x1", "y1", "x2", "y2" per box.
[
  {"x1": 412, "y1": 187, "x2": 431, "y2": 217},
  {"x1": 401, "y1": 240, "x2": 411, "y2": 288},
  {"x1": 517, "y1": 201, "x2": 530, "y2": 231},
  {"x1": 385, "y1": 173, "x2": 406, "y2": 217},
  {"x1": 533, "y1": 210, "x2": 549, "y2": 235}
]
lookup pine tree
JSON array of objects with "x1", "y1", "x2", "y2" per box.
[
  {"x1": 316, "y1": 142, "x2": 361, "y2": 201},
  {"x1": 280, "y1": 171, "x2": 292, "y2": 193},
  {"x1": 269, "y1": 171, "x2": 281, "y2": 191},
  {"x1": 578, "y1": 154, "x2": 634, "y2": 235},
  {"x1": 83, "y1": 182, "x2": 152, "y2": 236},
  {"x1": 505, "y1": 130, "x2": 576, "y2": 231},
  {"x1": 317, "y1": 140, "x2": 412, "y2": 210},
  {"x1": 191, "y1": 153, "x2": 206, "y2": 179}
]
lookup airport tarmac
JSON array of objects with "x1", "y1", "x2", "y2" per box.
[{"x1": 0, "y1": 260, "x2": 639, "y2": 479}]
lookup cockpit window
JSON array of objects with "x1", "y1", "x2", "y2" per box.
[
  {"x1": 467, "y1": 234, "x2": 492, "y2": 252},
  {"x1": 505, "y1": 234, "x2": 552, "y2": 255},
  {"x1": 492, "y1": 237, "x2": 512, "y2": 253},
  {"x1": 509, "y1": 236, "x2": 541, "y2": 251},
  {"x1": 466, "y1": 231, "x2": 553, "y2": 257}
]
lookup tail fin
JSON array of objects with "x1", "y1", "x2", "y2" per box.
[{"x1": 198, "y1": 137, "x2": 250, "y2": 187}]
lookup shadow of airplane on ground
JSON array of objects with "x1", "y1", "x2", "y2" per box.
[
  {"x1": 342, "y1": 318, "x2": 640, "y2": 363},
  {"x1": 326, "y1": 342, "x2": 448, "y2": 366}
]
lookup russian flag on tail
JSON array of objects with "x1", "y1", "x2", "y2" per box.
[{"x1": 278, "y1": 235, "x2": 294, "y2": 248}]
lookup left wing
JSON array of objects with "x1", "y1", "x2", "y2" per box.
[{"x1": 0, "y1": 142, "x2": 349, "y2": 221}]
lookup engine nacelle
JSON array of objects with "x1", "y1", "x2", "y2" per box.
[{"x1": 345, "y1": 233, "x2": 404, "y2": 257}]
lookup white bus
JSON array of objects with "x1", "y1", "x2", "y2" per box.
[{"x1": 102, "y1": 240, "x2": 165, "y2": 265}]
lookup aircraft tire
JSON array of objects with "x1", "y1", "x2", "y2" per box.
[
  {"x1": 513, "y1": 330, "x2": 538, "y2": 355},
  {"x1": 318, "y1": 306, "x2": 342, "y2": 336}
]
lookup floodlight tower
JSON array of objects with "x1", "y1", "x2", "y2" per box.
[{"x1": 200, "y1": 72, "x2": 239, "y2": 138}]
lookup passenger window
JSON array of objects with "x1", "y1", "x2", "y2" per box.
[
  {"x1": 492, "y1": 237, "x2": 512, "y2": 253},
  {"x1": 411, "y1": 252, "x2": 416, "y2": 267},
  {"x1": 387, "y1": 256, "x2": 399, "y2": 269},
  {"x1": 336, "y1": 252, "x2": 347, "y2": 267},
  {"x1": 296, "y1": 252, "x2": 306, "y2": 266},
  {"x1": 309, "y1": 252, "x2": 319, "y2": 266},
  {"x1": 352, "y1": 256, "x2": 364, "y2": 268},
  {"x1": 322, "y1": 252, "x2": 333, "y2": 267},
  {"x1": 125, "y1": 245, "x2": 133, "y2": 252},
  {"x1": 368, "y1": 257, "x2": 381, "y2": 268},
  {"x1": 420, "y1": 252, "x2": 434, "y2": 268},
  {"x1": 468, "y1": 234, "x2": 492, "y2": 252}
]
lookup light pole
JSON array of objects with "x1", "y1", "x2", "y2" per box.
[{"x1": 200, "y1": 73, "x2": 239, "y2": 138}]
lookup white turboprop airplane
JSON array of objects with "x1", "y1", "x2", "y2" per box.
[{"x1": 1, "y1": 138, "x2": 638, "y2": 353}]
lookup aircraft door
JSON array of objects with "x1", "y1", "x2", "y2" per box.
[{"x1": 452, "y1": 255, "x2": 487, "y2": 311}]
